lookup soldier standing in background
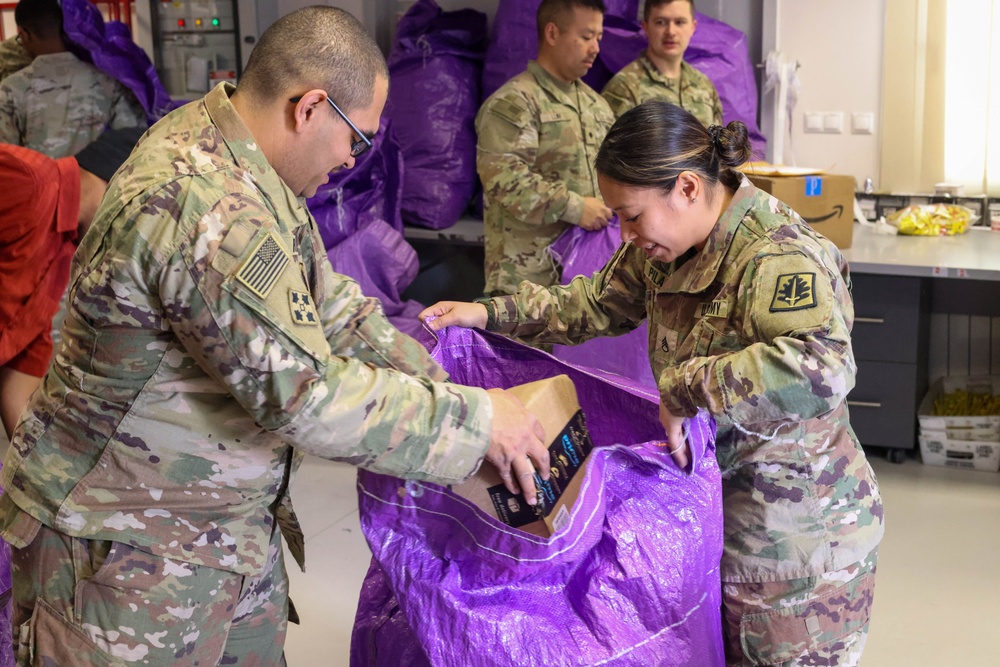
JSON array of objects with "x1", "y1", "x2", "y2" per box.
[
  {"x1": 422, "y1": 102, "x2": 883, "y2": 667},
  {"x1": 476, "y1": 0, "x2": 615, "y2": 296},
  {"x1": 602, "y1": 0, "x2": 722, "y2": 126},
  {"x1": 0, "y1": 0, "x2": 146, "y2": 158},
  {"x1": 0, "y1": 7, "x2": 548, "y2": 664}
]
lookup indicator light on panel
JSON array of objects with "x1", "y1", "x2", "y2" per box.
[
  {"x1": 177, "y1": 18, "x2": 186, "y2": 27},
  {"x1": 211, "y1": 17, "x2": 220, "y2": 27},
  {"x1": 195, "y1": 18, "x2": 202, "y2": 27}
]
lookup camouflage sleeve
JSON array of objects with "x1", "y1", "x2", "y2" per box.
[
  {"x1": 160, "y1": 194, "x2": 491, "y2": 485},
  {"x1": 0, "y1": 36, "x2": 30, "y2": 83},
  {"x1": 476, "y1": 91, "x2": 585, "y2": 227},
  {"x1": 659, "y1": 248, "x2": 855, "y2": 423},
  {"x1": 489, "y1": 242, "x2": 647, "y2": 344},
  {"x1": 108, "y1": 84, "x2": 148, "y2": 130},
  {"x1": 0, "y1": 82, "x2": 22, "y2": 144},
  {"x1": 601, "y1": 75, "x2": 637, "y2": 119},
  {"x1": 316, "y1": 246, "x2": 449, "y2": 383},
  {"x1": 712, "y1": 86, "x2": 724, "y2": 127}
]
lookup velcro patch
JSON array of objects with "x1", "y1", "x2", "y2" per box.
[
  {"x1": 698, "y1": 300, "x2": 729, "y2": 318},
  {"x1": 236, "y1": 231, "x2": 289, "y2": 299},
  {"x1": 769, "y1": 273, "x2": 816, "y2": 312},
  {"x1": 289, "y1": 289, "x2": 319, "y2": 326}
]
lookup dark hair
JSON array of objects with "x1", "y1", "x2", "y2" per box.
[
  {"x1": 537, "y1": 0, "x2": 607, "y2": 39},
  {"x1": 595, "y1": 101, "x2": 752, "y2": 196},
  {"x1": 238, "y1": 6, "x2": 387, "y2": 113},
  {"x1": 14, "y1": 0, "x2": 63, "y2": 40},
  {"x1": 643, "y1": 0, "x2": 695, "y2": 22}
]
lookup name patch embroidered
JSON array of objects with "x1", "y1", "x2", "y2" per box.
[
  {"x1": 769, "y1": 272, "x2": 817, "y2": 312},
  {"x1": 289, "y1": 289, "x2": 319, "y2": 326},
  {"x1": 236, "y1": 231, "x2": 289, "y2": 299},
  {"x1": 697, "y1": 301, "x2": 729, "y2": 318},
  {"x1": 644, "y1": 260, "x2": 666, "y2": 288}
]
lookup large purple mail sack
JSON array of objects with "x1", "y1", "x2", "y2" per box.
[
  {"x1": 350, "y1": 326, "x2": 724, "y2": 667},
  {"x1": 549, "y1": 222, "x2": 656, "y2": 391},
  {"x1": 386, "y1": 0, "x2": 487, "y2": 229},
  {"x1": 61, "y1": 0, "x2": 174, "y2": 123}
]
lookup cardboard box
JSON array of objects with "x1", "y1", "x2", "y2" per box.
[
  {"x1": 918, "y1": 434, "x2": 1000, "y2": 472},
  {"x1": 452, "y1": 375, "x2": 594, "y2": 537},
  {"x1": 917, "y1": 376, "x2": 1000, "y2": 440},
  {"x1": 747, "y1": 173, "x2": 856, "y2": 249}
]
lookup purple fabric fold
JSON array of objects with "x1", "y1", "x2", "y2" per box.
[
  {"x1": 548, "y1": 222, "x2": 657, "y2": 390},
  {"x1": 350, "y1": 326, "x2": 725, "y2": 667},
  {"x1": 61, "y1": 0, "x2": 176, "y2": 123}
]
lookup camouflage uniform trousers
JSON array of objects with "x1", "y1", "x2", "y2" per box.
[
  {"x1": 10, "y1": 519, "x2": 289, "y2": 666},
  {"x1": 722, "y1": 548, "x2": 878, "y2": 667}
]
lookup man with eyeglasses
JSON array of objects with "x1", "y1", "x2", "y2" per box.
[{"x1": 0, "y1": 6, "x2": 548, "y2": 664}]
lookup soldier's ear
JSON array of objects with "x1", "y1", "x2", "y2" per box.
[
  {"x1": 543, "y1": 21, "x2": 561, "y2": 47},
  {"x1": 290, "y1": 90, "x2": 327, "y2": 134}
]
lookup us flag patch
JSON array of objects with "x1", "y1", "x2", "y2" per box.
[{"x1": 236, "y1": 231, "x2": 289, "y2": 299}]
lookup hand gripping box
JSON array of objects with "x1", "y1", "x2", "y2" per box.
[{"x1": 452, "y1": 374, "x2": 594, "y2": 538}]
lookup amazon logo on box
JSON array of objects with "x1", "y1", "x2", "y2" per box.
[{"x1": 747, "y1": 173, "x2": 855, "y2": 249}]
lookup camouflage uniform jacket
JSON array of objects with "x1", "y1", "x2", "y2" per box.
[
  {"x1": 476, "y1": 60, "x2": 614, "y2": 295},
  {"x1": 0, "y1": 36, "x2": 31, "y2": 83},
  {"x1": 0, "y1": 51, "x2": 146, "y2": 158},
  {"x1": 486, "y1": 177, "x2": 884, "y2": 582},
  {"x1": 0, "y1": 83, "x2": 493, "y2": 577},
  {"x1": 602, "y1": 54, "x2": 722, "y2": 127}
]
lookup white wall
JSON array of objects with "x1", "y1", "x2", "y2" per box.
[{"x1": 762, "y1": 0, "x2": 885, "y2": 187}]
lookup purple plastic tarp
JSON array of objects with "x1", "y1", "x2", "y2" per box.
[
  {"x1": 61, "y1": 0, "x2": 175, "y2": 123},
  {"x1": 548, "y1": 222, "x2": 657, "y2": 390},
  {"x1": 386, "y1": 0, "x2": 487, "y2": 229},
  {"x1": 350, "y1": 325, "x2": 725, "y2": 666},
  {"x1": 326, "y1": 221, "x2": 427, "y2": 341},
  {"x1": 482, "y1": 2, "x2": 765, "y2": 153},
  {"x1": 309, "y1": 120, "x2": 406, "y2": 248}
]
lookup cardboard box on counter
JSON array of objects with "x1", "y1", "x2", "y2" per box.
[
  {"x1": 747, "y1": 173, "x2": 855, "y2": 249},
  {"x1": 452, "y1": 374, "x2": 594, "y2": 537}
]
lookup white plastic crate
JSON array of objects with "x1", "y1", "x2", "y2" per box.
[
  {"x1": 918, "y1": 434, "x2": 1000, "y2": 472},
  {"x1": 917, "y1": 376, "x2": 1000, "y2": 440}
]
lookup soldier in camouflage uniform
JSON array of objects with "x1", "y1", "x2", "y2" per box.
[
  {"x1": 0, "y1": 35, "x2": 31, "y2": 83},
  {"x1": 0, "y1": 7, "x2": 549, "y2": 665},
  {"x1": 602, "y1": 0, "x2": 722, "y2": 127},
  {"x1": 0, "y1": 0, "x2": 146, "y2": 159},
  {"x1": 422, "y1": 102, "x2": 883, "y2": 666},
  {"x1": 476, "y1": 0, "x2": 615, "y2": 296}
]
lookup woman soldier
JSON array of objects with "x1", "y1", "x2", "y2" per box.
[{"x1": 420, "y1": 101, "x2": 883, "y2": 667}]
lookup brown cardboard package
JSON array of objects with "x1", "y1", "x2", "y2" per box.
[
  {"x1": 451, "y1": 374, "x2": 594, "y2": 538},
  {"x1": 747, "y1": 173, "x2": 855, "y2": 249}
]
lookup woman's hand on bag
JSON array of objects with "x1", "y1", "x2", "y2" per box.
[
  {"x1": 659, "y1": 401, "x2": 690, "y2": 470},
  {"x1": 419, "y1": 301, "x2": 488, "y2": 331},
  {"x1": 485, "y1": 388, "x2": 549, "y2": 506}
]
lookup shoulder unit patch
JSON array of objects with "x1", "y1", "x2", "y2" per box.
[
  {"x1": 236, "y1": 230, "x2": 289, "y2": 299},
  {"x1": 289, "y1": 289, "x2": 319, "y2": 326},
  {"x1": 769, "y1": 272, "x2": 817, "y2": 312}
]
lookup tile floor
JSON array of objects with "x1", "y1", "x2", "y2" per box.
[{"x1": 282, "y1": 451, "x2": 1000, "y2": 667}]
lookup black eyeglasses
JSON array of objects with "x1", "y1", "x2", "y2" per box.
[{"x1": 289, "y1": 94, "x2": 372, "y2": 158}]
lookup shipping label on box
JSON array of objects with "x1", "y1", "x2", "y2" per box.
[
  {"x1": 452, "y1": 375, "x2": 595, "y2": 537},
  {"x1": 747, "y1": 173, "x2": 856, "y2": 249},
  {"x1": 485, "y1": 410, "x2": 592, "y2": 531}
]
